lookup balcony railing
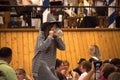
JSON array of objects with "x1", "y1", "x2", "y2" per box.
[{"x1": 0, "y1": 5, "x2": 120, "y2": 28}]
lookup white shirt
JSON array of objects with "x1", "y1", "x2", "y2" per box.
[
  {"x1": 92, "y1": 56, "x2": 100, "y2": 61},
  {"x1": 31, "y1": 0, "x2": 43, "y2": 5},
  {"x1": 78, "y1": 72, "x2": 88, "y2": 80},
  {"x1": 95, "y1": 1, "x2": 104, "y2": 6}
]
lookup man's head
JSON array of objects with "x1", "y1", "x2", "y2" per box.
[
  {"x1": 78, "y1": 58, "x2": 86, "y2": 64},
  {"x1": 0, "y1": 47, "x2": 12, "y2": 64},
  {"x1": 80, "y1": 61, "x2": 91, "y2": 73},
  {"x1": 101, "y1": 64, "x2": 116, "y2": 79}
]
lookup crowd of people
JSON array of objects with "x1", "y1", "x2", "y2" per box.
[
  {"x1": 0, "y1": 2, "x2": 120, "y2": 79},
  {"x1": 52, "y1": 45, "x2": 120, "y2": 80},
  {"x1": 0, "y1": 45, "x2": 120, "y2": 80},
  {"x1": 0, "y1": 47, "x2": 32, "y2": 80}
]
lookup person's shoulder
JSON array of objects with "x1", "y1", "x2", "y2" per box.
[
  {"x1": 82, "y1": 72, "x2": 88, "y2": 76},
  {"x1": 0, "y1": 64, "x2": 16, "y2": 77},
  {"x1": 0, "y1": 62, "x2": 9, "y2": 71},
  {"x1": 79, "y1": 72, "x2": 88, "y2": 80},
  {"x1": 56, "y1": 71, "x2": 67, "y2": 80},
  {"x1": 0, "y1": 65, "x2": 17, "y2": 80},
  {"x1": 0, "y1": 63, "x2": 14, "y2": 71}
]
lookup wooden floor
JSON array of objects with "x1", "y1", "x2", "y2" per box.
[{"x1": 0, "y1": 28, "x2": 120, "y2": 78}]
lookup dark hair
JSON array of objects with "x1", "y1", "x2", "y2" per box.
[
  {"x1": 0, "y1": 47, "x2": 12, "y2": 58},
  {"x1": 102, "y1": 64, "x2": 116, "y2": 79},
  {"x1": 110, "y1": 58, "x2": 120, "y2": 68},
  {"x1": 55, "y1": 59, "x2": 63, "y2": 69},
  {"x1": 63, "y1": 60, "x2": 70, "y2": 67},
  {"x1": 78, "y1": 58, "x2": 86, "y2": 64},
  {"x1": 81, "y1": 61, "x2": 91, "y2": 72},
  {"x1": 108, "y1": 72, "x2": 120, "y2": 80},
  {"x1": 41, "y1": 22, "x2": 58, "y2": 39},
  {"x1": 15, "y1": 68, "x2": 26, "y2": 74}
]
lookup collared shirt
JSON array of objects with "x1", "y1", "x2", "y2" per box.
[
  {"x1": 92, "y1": 56, "x2": 100, "y2": 61},
  {"x1": 0, "y1": 60, "x2": 17, "y2": 80}
]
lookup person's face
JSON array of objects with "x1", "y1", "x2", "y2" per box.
[
  {"x1": 63, "y1": 63, "x2": 69, "y2": 71},
  {"x1": 51, "y1": 24, "x2": 57, "y2": 32},
  {"x1": 16, "y1": 70, "x2": 25, "y2": 80},
  {"x1": 89, "y1": 46, "x2": 95, "y2": 56},
  {"x1": 80, "y1": 65, "x2": 85, "y2": 73},
  {"x1": 58, "y1": 63, "x2": 65, "y2": 72},
  {"x1": 100, "y1": 63, "x2": 110, "y2": 77}
]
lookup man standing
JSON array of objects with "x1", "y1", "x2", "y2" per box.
[
  {"x1": 32, "y1": 14, "x2": 65, "y2": 80},
  {"x1": 0, "y1": 47, "x2": 17, "y2": 80}
]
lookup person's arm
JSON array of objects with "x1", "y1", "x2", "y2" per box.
[
  {"x1": 35, "y1": 31, "x2": 54, "y2": 53},
  {"x1": 83, "y1": 62, "x2": 94, "y2": 80},
  {"x1": 55, "y1": 37, "x2": 65, "y2": 50},
  {"x1": 71, "y1": 71, "x2": 79, "y2": 80},
  {"x1": 83, "y1": 69, "x2": 94, "y2": 80}
]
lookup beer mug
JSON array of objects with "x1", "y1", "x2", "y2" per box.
[{"x1": 54, "y1": 28, "x2": 64, "y2": 38}]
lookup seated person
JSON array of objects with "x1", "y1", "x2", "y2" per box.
[
  {"x1": 108, "y1": 72, "x2": 120, "y2": 80},
  {"x1": 83, "y1": 62, "x2": 116, "y2": 80},
  {"x1": 55, "y1": 59, "x2": 67, "y2": 80},
  {"x1": 0, "y1": 47, "x2": 17, "y2": 80},
  {"x1": 100, "y1": 63, "x2": 116, "y2": 80},
  {"x1": 73, "y1": 58, "x2": 86, "y2": 76},
  {"x1": 78, "y1": 61, "x2": 91, "y2": 80},
  {"x1": 15, "y1": 68, "x2": 32, "y2": 80},
  {"x1": 61, "y1": 60, "x2": 72, "y2": 79},
  {"x1": 70, "y1": 61, "x2": 91, "y2": 80}
]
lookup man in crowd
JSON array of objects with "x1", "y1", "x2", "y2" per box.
[{"x1": 0, "y1": 47, "x2": 17, "y2": 80}]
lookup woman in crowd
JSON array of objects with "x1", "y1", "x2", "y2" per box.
[
  {"x1": 88, "y1": 45, "x2": 101, "y2": 79},
  {"x1": 89, "y1": 45, "x2": 101, "y2": 62},
  {"x1": 55, "y1": 59, "x2": 67, "y2": 80},
  {"x1": 61, "y1": 60, "x2": 72, "y2": 79}
]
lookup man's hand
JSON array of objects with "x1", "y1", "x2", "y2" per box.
[
  {"x1": 49, "y1": 30, "x2": 54, "y2": 37},
  {"x1": 71, "y1": 71, "x2": 79, "y2": 80}
]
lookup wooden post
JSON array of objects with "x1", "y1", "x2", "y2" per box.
[{"x1": 4, "y1": 11, "x2": 10, "y2": 28}]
